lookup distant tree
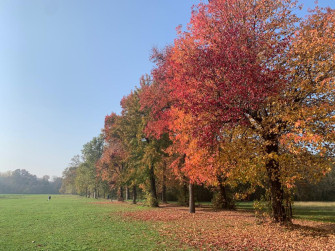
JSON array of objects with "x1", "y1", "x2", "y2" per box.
[
  {"x1": 0, "y1": 169, "x2": 62, "y2": 194},
  {"x1": 75, "y1": 162, "x2": 96, "y2": 197},
  {"x1": 81, "y1": 135, "x2": 105, "y2": 198},
  {"x1": 60, "y1": 155, "x2": 81, "y2": 194}
]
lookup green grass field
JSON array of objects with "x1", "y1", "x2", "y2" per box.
[
  {"x1": 237, "y1": 201, "x2": 335, "y2": 223},
  {"x1": 0, "y1": 194, "x2": 184, "y2": 251},
  {"x1": 1, "y1": 195, "x2": 334, "y2": 250}
]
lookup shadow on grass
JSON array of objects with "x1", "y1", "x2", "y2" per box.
[
  {"x1": 288, "y1": 223, "x2": 335, "y2": 238},
  {"x1": 293, "y1": 203, "x2": 335, "y2": 223},
  {"x1": 236, "y1": 201, "x2": 335, "y2": 223}
]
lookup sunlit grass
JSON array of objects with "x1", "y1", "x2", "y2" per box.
[
  {"x1": 1, "y1": 195, "x2": 333, "y2": 251},
  {"x1": 0, "y1": 194, "x2": 185, "y2": 250},
  {"x1": 293, "y1": 201, "x2": 335, "y2": 223}
]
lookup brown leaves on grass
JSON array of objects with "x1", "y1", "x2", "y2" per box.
[
  {"x1": 89, "y1": 201, "x2": 124, "y2": 205},
  {"x1": 121, "y1": 205, "x2": 335, "y2": 251}
]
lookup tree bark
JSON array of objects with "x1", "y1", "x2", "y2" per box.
[
  {"x1": 182, "y1": 182, "x2": 188, "y2": 206},
  {"x1": 125, "y1": 186, "x2": 129, "y2": 201},
  {"x1": 118, "y1": 186, "x2": 124, "y2": 201},
  {"x1": 217, "y1": 176, "x2": 228, "y2": 209},
  {"x1": 149, "y1": 163, "x2": 158, "y2": 207},
  {"x1": 265, "y1": 138, "x2": 288, "y2": 222},
  {"x1": 132, "y1": 185, "x2": 137, "y2": 204},
  {"x1": 162, "y1": 162, "x2": 167, "y2": 203},
  {"x1": 189, "y1": 182, "x2": 195, "y2": 213}
]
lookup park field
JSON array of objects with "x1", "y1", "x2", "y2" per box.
[
  {"x1": 1, "y1": 195, "x2": 335, "y2": 250},
  {"x1": 0, "y1": 195, "x2": 184, "y2": 251}
]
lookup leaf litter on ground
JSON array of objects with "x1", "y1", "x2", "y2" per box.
[{"x1": 120, "y1": 204, "x2": 335, "y2": 251}]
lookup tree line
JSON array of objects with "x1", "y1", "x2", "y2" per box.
[
  {"x1": 0, "y1": 169, "x2": 62, "y2": 194},
  {"x1": 61, "y1": 0, "x2": 335, "y2": 223}
]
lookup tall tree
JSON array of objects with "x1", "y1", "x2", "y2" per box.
[
  {"x1": 81, "y1": 135, "x2": 105, "y2": 198},
  {"x1": 97, "y1": 113, "x2": 128, "y2": 201},
  {"x1": 140, "y1": 49, "x2": 198, "y2": 212},
  {"x1": 164, "y1": 0, "x2": 334, "y2": 222},
  {"x1": 60, "y1": 155, "x2": 81, "y2": 194}
]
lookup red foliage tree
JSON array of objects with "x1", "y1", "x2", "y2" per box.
[{"x1": 167, "y1": 0, "x2": 297, "y2": 146}]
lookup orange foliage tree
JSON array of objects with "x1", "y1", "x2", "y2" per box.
[{"x1": 161, "y1": 0, "x2": 334, "y2": 222}]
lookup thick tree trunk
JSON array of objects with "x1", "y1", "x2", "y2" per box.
[
  {"x1": 132, "y1": 185, "x2": 137, "y2": 204},
  {"x1": 118, "y1": 186, "x2": 124, "y2": 201},
  {"x1": 217, "y1": 176, "x2": 228, "y2": 209},
  {"x1": 189, "y1": 182, "x2": 195, "y2": 213},
  {"x1": 162, "y1": 163, "x2": 167, "y2": 203},
  {"x1": 265, "y1": 139, "x2": 288, "y2": 223},
  {"x1": 149, "y1": 164, "x2": 158, "y2": 207}
]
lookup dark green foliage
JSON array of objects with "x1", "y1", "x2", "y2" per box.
[
  {"x1": 294, "y1": 167, "x2": 335, "y2": 201},
  {"x1": 211, "y1": 187, "x2": 235, "y2": 210}
]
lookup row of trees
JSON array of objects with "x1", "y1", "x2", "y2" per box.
[
  {"x1": 0, "y1": 169, "x2": 62, "y2": 194},
  {"x1": 59, "y1": 136, "x2": 110, "y2": 198},
  {"x1": 62, "y1": 0, "x2": 334, "y2": 223}
]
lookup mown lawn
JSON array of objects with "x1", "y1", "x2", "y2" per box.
[
  {"x1": 293, "y1": 201, "x2": 335, "y2": 223},
  {"x1": 0, "y1": 194, "x2": 187, "y2": 251}
]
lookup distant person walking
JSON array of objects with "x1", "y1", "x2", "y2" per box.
[{"x1": 48, "y1": 196, "x2": 51, "y2": 201}]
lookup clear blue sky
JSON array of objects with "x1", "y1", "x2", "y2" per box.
[{"x1": 0, "y1": 0, "x2": 334, "y2": 178}]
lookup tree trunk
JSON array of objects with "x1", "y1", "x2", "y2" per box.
[
  {"x1": 189, "y1": 182, "x2": 195, "y2": 213},
  {"x1": 125, "y1": 186, "x2": 129, "y2": 200},
  {"x1": 183, "y1": 182, "x2": 188, "y2": 206},
  {"x1": 217, "y1": 176, "x2": 228, "y2": 209},
  {"x1": 265, "y1": 139, "x2": 288, "y2": 223},
  {"x1": 118, "y1": 186, "x2": 124, "y2": 201},
  {"x1": 162, "y1": 162, "x2": 167, "y2": 203},
  {"x1": 149, "y1": 163, "x2": 158, "y2": 207},
  {"x1": 132, "y1": 185, "x2": 137, "y2": 204}
]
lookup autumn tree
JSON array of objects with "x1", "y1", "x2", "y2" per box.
[
  {"x1": 164, "y1": 0, "x2": 334, "y2": 222},
  {"x1": 81, "y1": 135, "x2": 105, "y2": 198},
  {"x1": 98, "y1": 82, "x2": 170, "y2": 206},
  {"x1": 118, "y1": 89, "x2": 148, "y2": 204},
  {"x1": 135, "y1": 76, "x2": 172, "y2": 207},
  {"x1": 60, "y1": 155, "x2": 81, "y2": 194},
  {"x1": 140, "y1": 48, "x2": 201, "y2": 212},
  {"x1": 97, "y1": 113, "x2": 128, "y2": 201},
  {"x1": 62, "y1": 136, "x2": 106, "y2": 198}
]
